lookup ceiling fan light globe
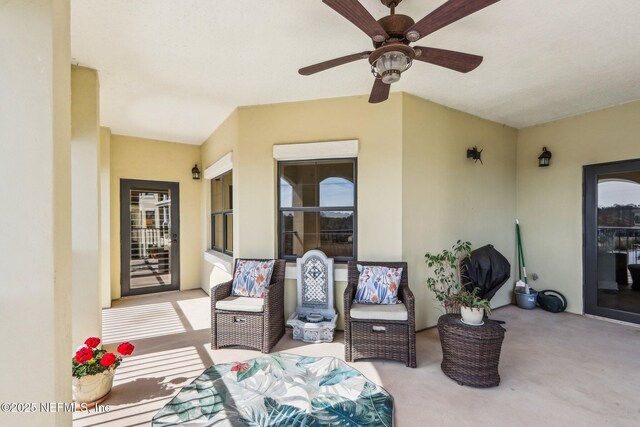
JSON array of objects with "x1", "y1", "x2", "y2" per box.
[
  {"x1": 372, "y1": 50, "x2": 411, "y2": 83},
  {"x1": 381, "y1": 70, "x2": 401, "y2": 84}
]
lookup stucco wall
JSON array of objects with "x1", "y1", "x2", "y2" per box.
[
  {"x1": 200, "y1": 110, "x2": 239, "y2": 291},
  {"x1": 71, "y1": 65, "x2": 102, "y2": 345},
  {"x1": 200, "y1": 94, "x2": 403, "y2": 329},
  {"x1": 100, "y1": 127, "x2": 112, "y2": 308},
  {"x1": 402, "y1": 94, "x2": 518, "y2": 328},
  {"x1": 200, "y1": 93, "x2": 519, "y2": 330},
  {"x1": 0, "y1": 1, "x2": 72, "y2": 425},
  {"x1": 516, "y1": 101, "x2": 640, "y2": 314},
  {"x1": 235, "y1": 94, "x2": 403, "y2": 259},
  {"x1": 110, "y1": 135, "x2": 202, "y2": 299},
  {"x1": 199, "y1": 95, "x2": 640, "y2": 330}
]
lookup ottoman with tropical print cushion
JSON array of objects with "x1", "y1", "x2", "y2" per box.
[{"x1": 152, "y1": 353, "x2": 394, "y2": 426}]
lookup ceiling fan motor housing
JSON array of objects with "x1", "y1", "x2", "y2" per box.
[{"x1": 375, "y1": 14, "x2": 415, "y2": 46}]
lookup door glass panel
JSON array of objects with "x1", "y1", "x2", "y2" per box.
[
  {"x1": 129, "y1": 189, "x2": 172, "y2": 289},
  {"x1": 281, "y1": 210, "x2": 354, "y2": 258},
  {"x1": 596, "y1": 174, "x2": 640, "y2": 314}
]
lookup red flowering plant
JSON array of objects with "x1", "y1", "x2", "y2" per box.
[{"x1": 72, "y1": 337, "x2": 135, "y2": 378}]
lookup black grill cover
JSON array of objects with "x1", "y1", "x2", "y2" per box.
[{"x1": 461, "y1": 244, "x2": 511, "y2": 301}]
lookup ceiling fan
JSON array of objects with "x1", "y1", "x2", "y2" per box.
[{"x1": 299, "y1": 0, "x2": 501, "y2": 103}]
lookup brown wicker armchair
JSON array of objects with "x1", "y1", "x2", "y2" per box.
[
  {"x1": 211, "y1": 259, "x2": 286, "y2": 353},
  {"x1": 344, "y1": 261, "x2": 416, "y2": 368}
]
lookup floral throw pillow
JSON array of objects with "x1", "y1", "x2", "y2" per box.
[
  {"x1": 354, "y1": 265, "x2": 403, "y2": 304},
  {"x1": 231, "y1": 260, "x2": 275, "y2": 298}
]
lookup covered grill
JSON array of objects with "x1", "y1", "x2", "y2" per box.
[{"x1": 461, "y1": 244, "x2": 511, "y2": 301}]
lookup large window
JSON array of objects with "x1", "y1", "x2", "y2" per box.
[
  {"x1": 211, "y1": 170, "x2": 232, "y2": 255},
  {"x1": 278, "y1": 159, "x2": 356, "y2": 261}
]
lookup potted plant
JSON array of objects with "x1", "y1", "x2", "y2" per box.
[
  {"x1": 72, "y1": 337, "x2": 135, "y2": 405},
  {"x1": 425, "y1": 240, "x2": 472, "y2": 313},
  {"x1": 454, "y1": 287, "x2": 492, "y2": 325}
]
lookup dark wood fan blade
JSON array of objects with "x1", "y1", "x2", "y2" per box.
[
  {"x1": 299, "y1": 51, "x2": 372, "y2": 76},
  {"x1": 323, "y1": 0, "x2": 389, "y2": 42},
  {"x1": 405, "y1": 0, "x2": 500, "y2": 42},
  {"x1": 413, "y1": 47, "x2": 483, "y2": 73},
  {"x1": 369, "y1": 79, "x2": 390, "y2": 104}
]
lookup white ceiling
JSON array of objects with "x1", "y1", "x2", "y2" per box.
[{"x1": 71, "y1": 0, "x2": 640, "y2": 145}]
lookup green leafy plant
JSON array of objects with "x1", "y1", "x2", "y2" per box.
[
  {"x1": 425, "y1": 240, "x2": 472, "y2": 306},
  {"x1": 453, "y1": 287, "x2": 492, "y2": 314}
]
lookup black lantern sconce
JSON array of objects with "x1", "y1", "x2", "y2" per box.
[
  {"x1": 467, "y1": 146, "x2": 483, "y2": 164},
  {"x1": 538, "y1": 147, "x2": 552, "y2": 167},
  {"x1": 192, "y1": 164, "x2": 201, "y2": 180}
]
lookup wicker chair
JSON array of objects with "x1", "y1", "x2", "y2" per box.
[
  {"x1": 344, "y1": 261, "x2": 416, "y2": 368},
  {"x1": 211, "y1": 259, "x2": 286, "y2": 353}
]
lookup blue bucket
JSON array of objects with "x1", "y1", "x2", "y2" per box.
[{"x1": 515, "y1": 289, "x2": 538, "y2": 309}]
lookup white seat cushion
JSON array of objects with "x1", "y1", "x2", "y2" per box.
[
  {"x1": 350, "y1": 303, "x2": 408, "y2": 321},
  {"x1": 216, "y1": 296, "x2": 264, "y2": 313}
]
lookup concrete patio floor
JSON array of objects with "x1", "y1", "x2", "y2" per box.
[{"x1": 74, "y1": 289, "x2": 640, "y2": 426}]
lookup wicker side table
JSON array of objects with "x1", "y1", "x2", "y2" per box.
[{"x1": 437, "y1": 314, "x2": 505, "y2": 387}]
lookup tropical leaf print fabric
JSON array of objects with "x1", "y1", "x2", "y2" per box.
[
  {"x1": 231, "y1": 260, "x2": 275, "y2": 298},
  {"x1": 355, "y1": 265, "x2": 403, "y2": 304},
  {"x1": 152, "y1": 353, "x2": 394, "y2": 426}
]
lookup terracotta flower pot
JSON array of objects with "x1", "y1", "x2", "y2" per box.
[{"x1": 72, "y1": 368, "x2": 115, "y2": 404}]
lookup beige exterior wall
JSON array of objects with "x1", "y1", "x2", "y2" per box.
[
  {"x1": 200, "y1": 93, "x2": 518, "y2": 330},
  {"x1": 516, "y1": 101, "x2": 640, "y2": 314},
  {"x1": 71, "y1": 65, "x2": 102, "y2": 346},
  {"x1": 201, "y1": 94, "x2": 403, "y2": 329},
  {"x1": 100, "y1": 127, "x2": 112, "y2": 308},
  {"x1": 236, "y1": 94, "x2": 404, "y2": 260},
  {"x1": 239, "y1": 95, "x2": 404, "y2": 329},
  {"x1": 201, "y1": 110, "x2": 238, "y2": 170},
  {"x1": 198, "y1": 95, "x2": 640, "y2": 330},
  {"x1": 200, "y1": 111, "x2": 239, "y2": 290},
  {"x1": 110, "y1": 135, "x2": 202, "y2": 299},
  {"x1": 402, "y1": 94, "x2": 518, "y2": 328},
  {"x1": 0, "y1": 0, "x2": 72, "y2": 425}
]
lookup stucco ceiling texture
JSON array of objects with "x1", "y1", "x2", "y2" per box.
[{"x1": 71, "y1": 0, "x2": 640, "y2": 145}]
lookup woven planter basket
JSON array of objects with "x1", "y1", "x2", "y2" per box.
[{"x1": 444, "y1": 297, "x2": 461, "y2": 314}]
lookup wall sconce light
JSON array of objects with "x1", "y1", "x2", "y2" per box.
[
  {"x1": 467, "y1": 146, "x2": 483, "y2": 164},
  {"x1": 538, "y1": 147, "x2": 552, "y2": 167},
  {"x1": 192, "y1": 164, "x2": 201, "y2": 180}
]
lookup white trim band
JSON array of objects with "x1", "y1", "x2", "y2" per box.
[
  {"x1": 273, "y1": 140, "x2": 358, "y2": 161},
  {"x1": 204, "y1": 152, "x2": 233, "y2": 179}
]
